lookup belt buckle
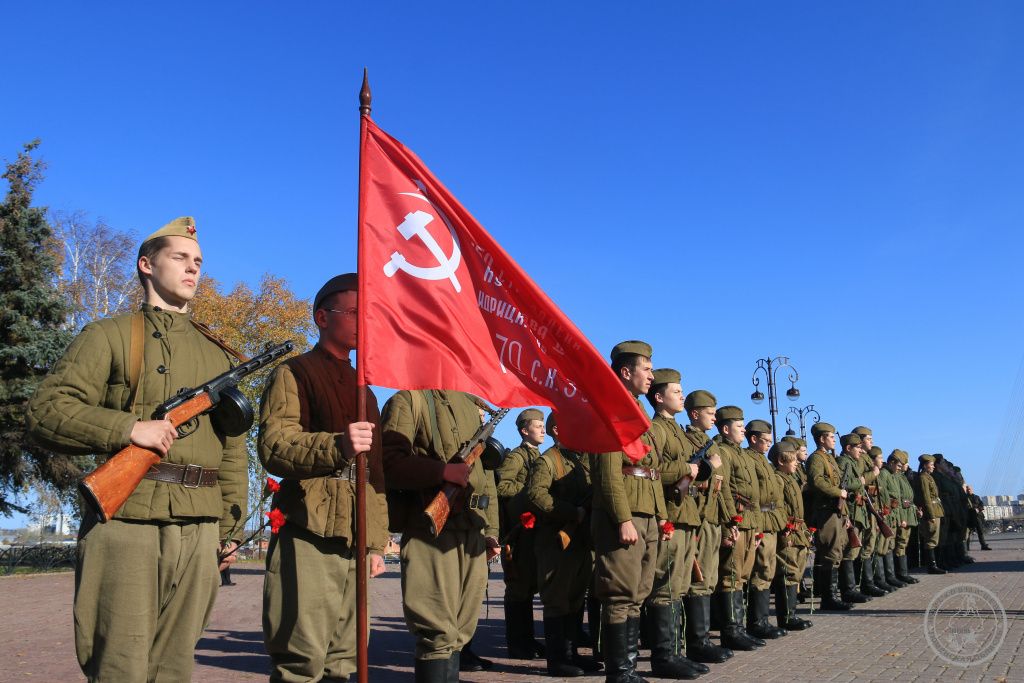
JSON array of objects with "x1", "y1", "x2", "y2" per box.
[
  {"x1": 182, "y1": 464, "x2": 203, "y2": 488},
  {"x1": 468, "y1": 494, "x2": 479, "y2": 509}
]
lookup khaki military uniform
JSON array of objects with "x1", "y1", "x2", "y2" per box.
[
  {"x1": 647, "y1": 415, "x2": 704, "y2": 603},
  {"x1": 687, "y1": 428, "x2": 730, "y2": 597},
  {"x1": 915, "y1": 471, "x2": 944, "y2": 549},
  {"x1": 775, "y1": 470, "x2": 811, "y2": 586},
  {"x1": 895, "y1": 470, "x2": 918, "y2": 556},
  {"x1": 381, "y1": 390, "x2": 499, "y2": 661},
  {"x1": 806, "y1": 448, "x2": 848, "y2": 565},
  {"x1": 528, "y1": 446, "x2": 594, "y2": 618},
  {"x1": 497, "y1": 442, "x2": 542, "y2": 601},
  {"x1": 590, "y1": 416, "x2": 666, "y2": 624},
  {"x1": 748, "y1": 448, "x2": 785, "y2": 591},
  {"x1": 716, "y1": 438, "x2": 758, "y2": 591},
  {"x1": 876, "y1": 468, "x2": 901, "y2": 555},
  {"x1": 838, "y1": 454, "x2": 868, "y2": 562},
  {"x1": 258, "y1": 345, "x2": 389, "y2": 682},
  {"x1": 27, "y1": 305, "x2": 248, "y2": 682}
]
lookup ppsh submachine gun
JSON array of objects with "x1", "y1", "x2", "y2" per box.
[{"x1": 80, "y1": 341, "x2": 295, "y2": 522}]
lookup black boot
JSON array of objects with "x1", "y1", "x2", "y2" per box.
[
  {"x1": 719, "y1": 591, "x2": 763, "y2": 650},
  {"x1": 895, "y1": 554, "x2": 919, "y2": 584},
  {"x1": 857, "y1": 556, "x2": 885, "y2": 597},
  {"x1": 588, "y1": 594, "x2": 603, "y2": 658},
  {"x1": 840, "y1": 560, "x2": 871, "y2": 602},
  {"x1": 883, "y1": 553, "x2": 906, "y2": 588},
  {"x1": 447, "y1": 652, "x2": 460, "y2": 683},
  {"x1": 575, "y1": 600, "x2": 592, "y2": 647},
  {"x1": 774, "y1": 585, "x2": 815, "y2": 634},
  {"x1": 960, "y1": 542, "x2": 976, "y2": 564},
  {"x1": 817, "y1": 564, "x2": 852, "y2": 610},
  {"x1": 414, "y1": 657, "x2": 450, "y2": 683},
  {"x1": 746, "y1": 587, "x2": 786, "y2": 639},
  {"x1": 459, "y1": 638, "x2": 493, "y2": 672},
  {"x1": 874, "y1": 555, "x2": 899, "y2": 591},
  {"x1": 543, "y1": 615, "x2": 584, "y2": 677},
  {"x1": 505, "y1": 598, "x2": 540, "y2": 659},
  {"x1": 603, "y1": 621, "x2": 632, "y2": 683},
  {"x1": 925, "y1": 548, "x2": 947, "y2": 574},
  {"x1": 684, "y1": 595, "x2": 732, "y2": 663},
  {"x1": 624, "y1": 617, "x2": 650, "y2": 683},
  {"x1": 646, "y1": 601, "x2": 705, "y2": 679},
  {"x1": 566, "y1": 612, "x2": 602, "y2": 673}
]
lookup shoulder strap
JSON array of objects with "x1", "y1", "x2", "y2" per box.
[
  {"x1": 552, "y1": 447, "x2": 566, "y2": 479},
  {"x1": 409, "y1": 390, "x2": 445, "y2": 461},
  {"x1": 189, "y1": 318, "x2": 250, "y2": 363},
  {"x1": 126, "y1": 311, "x2": 145, "y2": 415}
]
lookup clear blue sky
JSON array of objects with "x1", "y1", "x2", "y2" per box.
[{"x1": 3, "y1": 2, "x2": 1023, "y2": 523}]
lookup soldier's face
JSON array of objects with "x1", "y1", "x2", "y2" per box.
[
  {"x1": 139, "y1": 236, "x2": 202, "y2": 307},
  {"x1": 799, "y1": 446, "x2": 809, "y2": 462},
  {"x1": 521, "y1": 419, "x2": 545, "y2": 446},
  {"x1": 660, "y1": 383, "x2": 684, "y2": 414},
  {"x1": 722, "y1": 420, "x2": 745, "y2": 445},
  {"x1": 861, "y1": 435, "x2": 874, "y2": 450},
  {"x1": 622, "y1": 357, "x2": 653, "y2": 396},
  {"x1": 822, "y1": 433, "x2": 836, "y2": 451},
  {"x1": 922, "y1": 461, "x2": 935, "y2": 473},
  {"x1": 779, "y1": 458, "x2": 798, "y2": 474},
  {"x1": 316, "y1": 290, "x2": 358, "y2": 352},
  {"x1": 691, "y1": 406, "x2": 716, "y2": 431},
  {"x1": 748, "y1": 432, "x2": 772, "y2": 454}
]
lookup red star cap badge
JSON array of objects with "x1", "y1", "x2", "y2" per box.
[{"x1": 187, "y1": 225, "x2": 197, "y2": 235}]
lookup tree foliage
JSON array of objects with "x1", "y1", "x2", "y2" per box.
[{"x1": 0, "y1": 141, "x2": 77, "y2": 515}]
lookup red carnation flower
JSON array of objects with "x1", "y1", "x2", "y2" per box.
[
  {"x1": 661, "y1": 521, "x2": 675, "y2": 535},
  {"x1": 732, "y1": 515, "x2": 743, "y2": 524},
  {"x1": 808, "y1": 526, "x2": 817, "y2": 533},
  {"x1": 266, "y1": 477, "x2": 281, "y2": 494},
  {"x1": 785, "y1": 522, "x2": 796, "y2": 531},
  {"x1": 266, "y1": 508, "x2": 286, "y2": 534},
  {"x1": 755, "y1": 532, "x2": 764, "y2": 540},
  {"x1": 520, "y1": 511, "x2": 536, "y2": 529}
]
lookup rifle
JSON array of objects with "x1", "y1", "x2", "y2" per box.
[
  {"x1": 838, "y1": 457, "x2": 862, "y2": 548},
  {"x1": 864, "y1": 492, "x2": 895, "y2": 538},
  {"x1": 670, "y1": 439, "x2": 716, "y2": 504},
  {"x1": 424, "y1": 407, "x2": 509, "y2": 536},
  {"x1": 557, "y1": 490, "x2": 593, "y2": 550},
  {"x1": 80, "y1": 341, "x2": 295, "y2": 522}
]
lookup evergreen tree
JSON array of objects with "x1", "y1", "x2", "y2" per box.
[{"x1": 0, "y1": 140, "x2": 76, "y2": 515}]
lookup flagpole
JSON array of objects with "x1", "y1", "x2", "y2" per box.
[{"x1": 355, "y1": 67, "x2": 371, "y2": 683}]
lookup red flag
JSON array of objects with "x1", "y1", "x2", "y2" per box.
[{"x1": 357, "y1": 117, "x2": 649, "y2": 459}]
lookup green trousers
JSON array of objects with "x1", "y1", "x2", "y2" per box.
[
  {"x1": 775, "y1": 539, "x2": 809, "y2": 586},
  {"x1": 814, "y1": 512, "x2": 848, "y2": 566},
  {"x1": 75, "y1": 516, "x2": 219, "y2": 683},
  {"x1": 895, "y1": 525, "x2": 912, "y2": 556},
  {"x1": 749, "y1": 531, "x2": 778, "y2": 591},
  {"x1": 648, "y1": 524, "x2": 697, "y2": 604},
  {"x1": 592, "y1": 513, "x2": 659, "y2": 624},
  {"x1": 536, "y1": 527, "x2": 593, "y2": 618},
  {"x1": 718, "y1": 528, "x2": 756, "y2": 591},
  {"x1": 263, "y1": 522, "x2": 361, "y2": 682},
  {"x1": 400, "y1": 526, "x2": 488, "y2": 660},
  {"x1": 923, "y1": 518, "x2": 941, "y2": 549},
  {"x1": 501, "y1": 527, "x2": 538, "y2": 601},
  {"x1": 687, "y1": 520, "x2": 722, "y2": 597}
]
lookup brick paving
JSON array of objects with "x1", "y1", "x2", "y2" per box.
[{"x1": 1, "y1": 534, "x2": 1022, "y2": 683}]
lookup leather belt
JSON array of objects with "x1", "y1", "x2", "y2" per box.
[
  {"x1": 622, "y1": 466, "x2": 660, "y2": 481},
  {"x1": 760, "y1": 503, "x2": 776, "y2": 512},
  {"x1": 468, "y1": 494, "x2": 490, "y2": 510},
  {"x1": 330, "y1": 462, "x2": 358, "y2": 481},
  {"x1": 144, "y1": 462, "x2": 218, "y2": 488}
]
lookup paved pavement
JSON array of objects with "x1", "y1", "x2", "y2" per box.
[{"x1": 2, "y1": 534, "x2": 1022, "y2": 682}]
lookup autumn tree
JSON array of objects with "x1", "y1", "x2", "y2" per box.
[{"x1": 0, "y1": 141, "x2": 76, "y2": 516}]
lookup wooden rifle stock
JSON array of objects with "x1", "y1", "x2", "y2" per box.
[
  {"x1": 847, "y1": 524, "x2": 862, "y2": 549},
  {"x1": 864, "y1": 495, "x2": 895, "y2": 538},
  {"x1": 424, "y1": 441, "x2": 486, "y2": 537},
  {"x1": 691, "y1": 556, "x2": 704, "y2": 584},
  {"x1": 79, "y1": 393, "x2": 214, "y2": 522}
]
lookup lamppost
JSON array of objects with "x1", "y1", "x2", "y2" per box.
[
  {"x1": 750, "y1": 356, "x2": 800, "y2": 443},
  {"x1": 785, "y1": 404, "x2": 820, "y2": 441}
]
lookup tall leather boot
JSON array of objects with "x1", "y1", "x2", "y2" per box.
[
  {"x1": 575, "y1": 600, "x2": 592, "y2": 647},
  {"x1": 925, "y1": 548, "x2": 947, "y2": 574},
  {"x1": 859, "y1": 556, "x2": 886, "y2": 596},
  {"x1": 447, "y1": 652, "x2": 460, "y2": 683},
  {"x1": 543, "y1": 615, "x2": 584, "y2": 677},
  {"x1": 896, "y1": 554, "x2": 919, "y2": 584},
  {"x1": 883, "y1": 553, "x2": 906, "y2": 588},
  {"x1": 505, "y1": 598, "x2": 537, "y2": 659},
  {"x1": 774, "y1": 585, "x2": 815, "y2": 634},
  {"x1": 874, "y1": 555, "x2": 898, "y2": 591},
  {"x1": 746, "y1": 587, "x2": 786, "y2": 639},
  {"x1": 589, "y1": 595, "x2": 603, "y2": 658},
  {"x1": 820, "y1": 564, "x2": 852, "y2": 610},
  {"x1": 602, "y1": 621, "x2": 637, "y2": 683},
  {"x1": 840, "y1": 560, "x2": 871, "y2": 602},
  {"x1": 414, "y1": 658, "x2": 450, "y2": 683},
  {"x1": 624, "y1": 617, "x2": 650, "y2": 683},
  {"x1": 960, "y1": 541, "x2": 975, "y2": 564},
  {"x1": 645, "y1": 602, "x2": 704, "y2": 679},
  {"x1": 567, "y1": 612, "x2": 602, "y2": 673},
  {"x1": 459, "y1": 638, "x2": 493, "y2": 672},
  {"x1": 716, "y1": 591, "x2": 759, "y2": 651},
  {"x1": 684, "y1": 595, "x2": 732, "y2": 663}
]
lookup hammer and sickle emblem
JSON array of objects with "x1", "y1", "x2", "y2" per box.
[{"x1": 382, "y1": 180, "x2": 462, "y2": 293}]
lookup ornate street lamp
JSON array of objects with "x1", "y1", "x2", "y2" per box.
[
  {"x1": 750, "y1": 356, "x2": 800, "y2": 443},
  {"x1": 785, "y1": 404, "x2": 821, "y2": 441}
]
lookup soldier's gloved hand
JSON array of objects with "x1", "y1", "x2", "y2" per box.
[
  {"x1": 369, "y1": 553, "x2": 386, "y2": 577},
  {"x1": 131, "y1": 418, "x2": 178, "y2": 457},
  {"x1": 443, "y1": 463, "x2": 471, "y2": 487},
  {"x1": 485, "y1": 535, "x2": 501, "y2": 561},
  {"x1": 342, "y1": 422, "x2": 375, "y2": 458},
  {"x1": 618, "y1": 520, "x2": 639, "y2": 546}
]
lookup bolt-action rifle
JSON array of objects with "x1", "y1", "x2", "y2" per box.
[{"x1": 80, "y1": 341, "x2": 294, "y2": 522}]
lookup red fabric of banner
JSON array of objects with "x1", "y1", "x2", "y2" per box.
[{"x1": 357, "y1": 117, "x2": 649, "y2": 459}]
